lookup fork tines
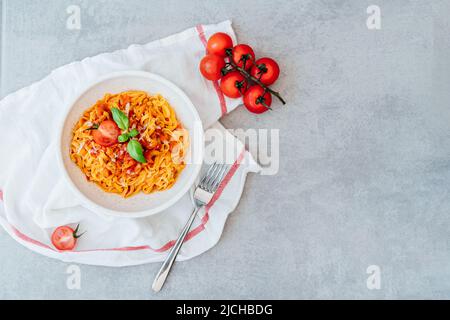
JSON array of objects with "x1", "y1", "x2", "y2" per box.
[{"x1": 199, "y1": 162, "x2": 229, "y2": 193}]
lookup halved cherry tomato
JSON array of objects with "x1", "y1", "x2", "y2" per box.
[
  {"x1": 199, "y1": 54, "x2": 225, "y2": 81},
  {"x1": 51, "y1": 225, "x2": 84, "y2": 251},
  {"x1": 232, "y1": 44, "x2": 255, "y2": 70},
  {"x1": 92, "y1": 120, "x2": 120, "y2": 147},
  {"x1": 243, "y1": 85, "x2": 272, "y2": 114},
  {"x1": 207, "y1": 32, "x2": 233, "y2": 57},
  {"x1": 250, "y1": 57, "x2": 280, "y2": 85},
  {"x1": 220, "y1": 71, "x2": 247, "y2": 98}
]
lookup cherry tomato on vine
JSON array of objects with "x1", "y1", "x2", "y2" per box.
[
  {"x1": 250, "y1": 57, "x2": 280, "y2": 86},
  {"x1": 243, "y1": 85, "x2": 272, "y2": 114},
  {"x1": 51, "y1": 224, "x2": 85, "y2": 251},
  {"x1": 220, "y1": 71, "x2": 248, "y2": 98},
  {"x1": 199, "y1": 54, "x2": 225, "y2": 81},
  {"x1": 92, "y1": 120, "x2": 120, "y2": 147},
  {"x1": 207, "y1": 32, "x2": 233, "y2": 57},
  {"x1": 232, "y1": 44, "x2": 255, "y2": 70}
]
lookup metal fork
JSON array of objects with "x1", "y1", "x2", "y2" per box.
[{"x1": 152, "y1": 162, "x2": 229, "y2": 292}]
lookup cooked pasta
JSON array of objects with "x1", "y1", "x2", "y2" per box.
[{"x1": 70, "y1": 91, "x2": 189, "y2": 198}]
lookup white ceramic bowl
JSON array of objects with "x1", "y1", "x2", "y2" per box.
[{"x1": 57, "y1": 71, "x2": 204, "y2": 218}]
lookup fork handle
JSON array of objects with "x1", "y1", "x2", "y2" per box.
[{"x1": 152, "y1": 206, "x2": 202, "y2": 292}]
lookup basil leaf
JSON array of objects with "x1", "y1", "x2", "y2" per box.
[
  {"x1": 127, "y1": 140, "x2": 146, "y2": 163},
  {"x1": 111, "y1": 107, "x2": 129, "y2": 130},
  {"x1": 118, "y1": 133, "x2": 130, "y2": 143},
  {"x1": 129, "y1": 128, "x2": 139, "y2": 137}
]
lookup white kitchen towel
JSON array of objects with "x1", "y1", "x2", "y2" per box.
[{"x1": 0, "y1": 21, "x2": 260, "y2": 266}]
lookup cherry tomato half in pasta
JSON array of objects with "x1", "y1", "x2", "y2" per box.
[
  {"x1": 220, "y1": 71, "x2": 248, "y2": 98},
  {"x1": 200, "y1": 54, "x2": 225, "y2": 81},
  {"x1": 232, "y1": 44, "x2": 255, "y2": 70},
  {"x1": 51, "y1": 225, "x2": 84, "y2": 251},
  {"x1": 207, "y1": 32, "x2": 233, "y2": 57},
  {"x1": 92, "y1": 120, "x2": 120, "y2": 147},
  {"x1": 243, "y1": 85, "x2": 272, "y2": 114},
  {"x1": 250, "y1": 57, "x2": 280, "y2": 85}
]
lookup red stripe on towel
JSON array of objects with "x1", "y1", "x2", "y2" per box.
[
  {"x1": 196, "y1": 24, "x2": 228, "y2": 116},
  {"x1": 11, "y1": 225, "x2": 55, "y2": 251}
]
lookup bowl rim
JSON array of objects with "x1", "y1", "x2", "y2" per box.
[{"x1": 56, "y1": 70, "x2": 204, "y2": 218}]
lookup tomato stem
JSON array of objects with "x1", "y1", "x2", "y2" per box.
[
  {"x1": 256, "y1": 96, "x2": 272, "y2": 111},
  {"x1": 225, "y1": 51, "x2": 286, "y2": 105},
  {"x1": 262, "y1": 102, "x2": 272, "y2": 110},
  {"x1": 73, "y1": 224, "x2": 86, "y2": 239}
]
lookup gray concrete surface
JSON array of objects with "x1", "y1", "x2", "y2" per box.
[{"x1": 1, "y1": 0, "x2": 450, "y2": 299}]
